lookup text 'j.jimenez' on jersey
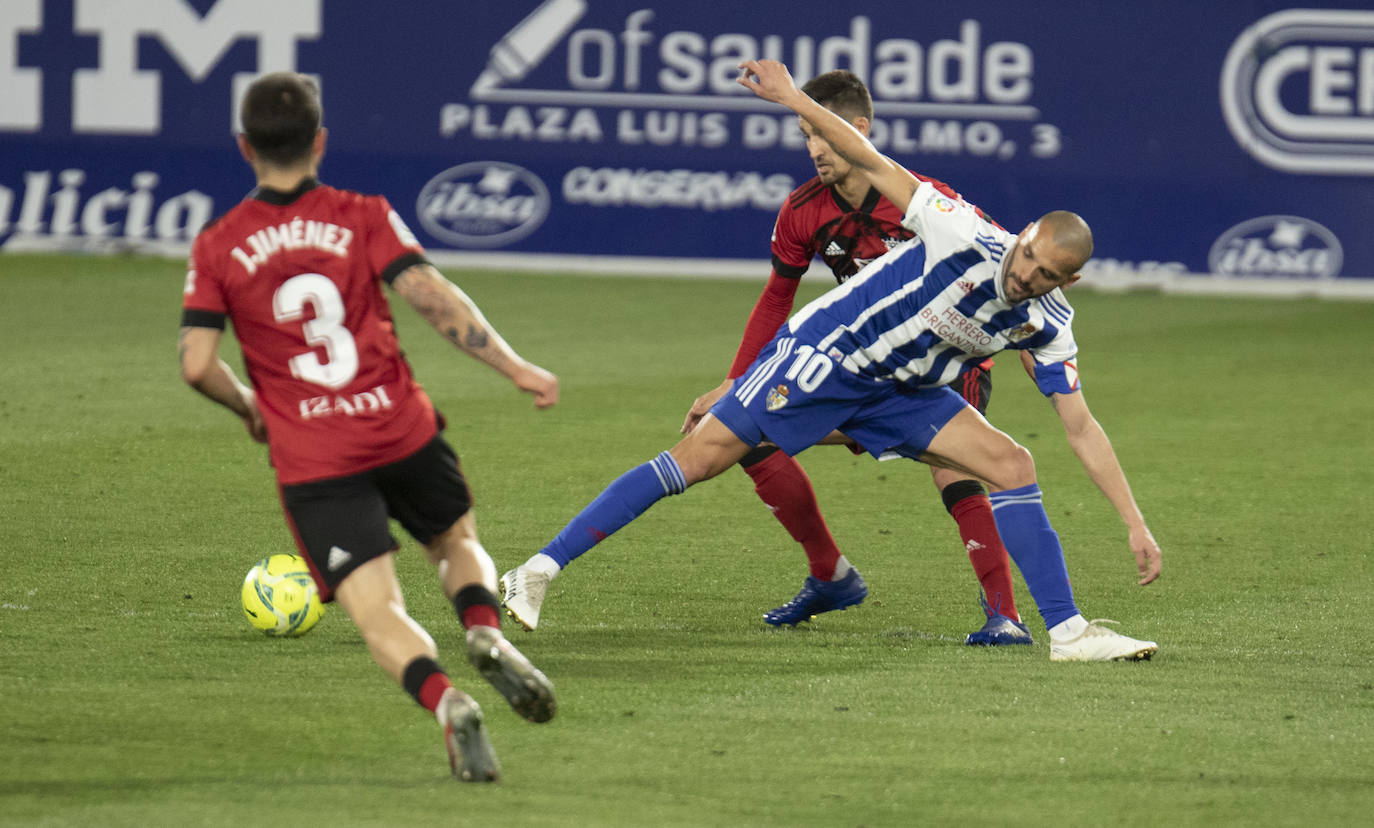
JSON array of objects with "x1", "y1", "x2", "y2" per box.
[
  {"x1": 181, "y1": 181, "x2": 439, "y2": 484},
  {"x1": 785, "y1": 180, "x2": 1081, "y2": 395}
]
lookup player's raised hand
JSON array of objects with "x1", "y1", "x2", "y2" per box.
[
  {"x1": 1130, "y1": 524, "x2": 1162, "y2": 585},
  {"x1": 513, "y1": 362, "x2": 559, "y2": 409},
  {"x1": 736, "y1": 59, "x2": 799, "y2": 104},
  {"x1": 681, "y1": 378, "x2": 734, "y2": 434}
]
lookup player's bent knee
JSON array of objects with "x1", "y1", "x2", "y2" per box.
[
  {"x1": 995, "y1": 443, "x2": 1037, "y2": 489},
  {"x1": 670, "y1": 419, "x2": 750, "y2": 485},
  {"x1": 669, "y1": 451, "x2": 724, "y2": 486},
  {"x1": 971, "y1": 437, "x2": 1036, "y2": 491},
  {"x1": 424, "y1": 513, "x2": 479, "y2": 562}
]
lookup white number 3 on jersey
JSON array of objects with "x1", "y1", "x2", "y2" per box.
[{"x1": 273, "y1": 273, "x2": 359, "y2": 390}]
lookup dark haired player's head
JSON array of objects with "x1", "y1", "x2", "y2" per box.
[
  {"x1": 240, "y1": 72, "x2": 321, "y2": 168},
  {"x1": 797, "y1": 71, "x2": 873, "y2": 187},
  {"x1": 801, "y1": 70, "x2": 873, "y2": 121}
]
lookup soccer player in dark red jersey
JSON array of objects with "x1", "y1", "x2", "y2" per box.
[
  {"x1": 179, "y1": 72, "x2": 556, "y2": 782},
  {"x1": 676, "y1": 70, "x2": 1032, "y2": 642}
]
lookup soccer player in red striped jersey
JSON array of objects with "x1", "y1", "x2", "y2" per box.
[
  {"x1": 676, "y1": 70, "x2": 1031, "y2": 642},
  {"x1": 179, "y1": 72, "x2": 557, "y2": 782}
]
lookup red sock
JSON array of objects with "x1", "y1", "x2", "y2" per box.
[
  {"x1": 418, "y1": 672, "x2": 453, "y2": 714},
  {"x1": 744, "y1": 450, "x2": 842, "y2": 580},
  {"x1": 454, "y1": 584, "x2": 501, "y2": 631},
  {"x1": 950, "y1": 493, "x2": 1021, "y2": 622},
  {"x1": 461, "y1": 604, "x2": 500, "y2": 630}
]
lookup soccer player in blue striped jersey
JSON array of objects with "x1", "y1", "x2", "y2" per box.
[
  {"x1": 680, "y1": 69, "x2": 1031, "y2": 643},
  {"x1": 502, "y1": 59, "x2": 1158, "y2": 662}
]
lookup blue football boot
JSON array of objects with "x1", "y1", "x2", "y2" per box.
[
  {"x1": 764, "y1": 568, "x2": 868, "y2": 626},
  {"x1": 964, "y1": 593, "x2": 1033, "y2": 646}
]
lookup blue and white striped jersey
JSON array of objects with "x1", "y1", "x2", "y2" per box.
[{"x1": 785, "y1": 180, "x2": 1081, "y2": 396}]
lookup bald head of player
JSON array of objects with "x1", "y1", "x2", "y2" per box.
[
  {"x1": 236, "y1": 72, "x2": 326, "y2": 181},
  {"x1": 1001, "y1": 210, "x2": 1091, "y2": 303}
]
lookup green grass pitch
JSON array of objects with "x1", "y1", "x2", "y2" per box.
[{"x1": 1, "y1": 252, "x2": 1371, "y2": 826}]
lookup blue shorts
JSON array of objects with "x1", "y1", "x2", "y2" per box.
[{"x1": 710, "y1": 331, "x2": 969, "y2": 460}]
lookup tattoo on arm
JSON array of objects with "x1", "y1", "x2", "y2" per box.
[
  {"x1": 396, "y1": 263, "x2": 508, "y2": 369},
  {"x1": 441, "y1": 323, "x2": 490, "y2": 357},
  {"x1": 464, "y1": 324, "x2": 488, "y2": 350}
]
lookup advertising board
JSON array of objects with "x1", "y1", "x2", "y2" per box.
[{"x1": 2, "y1": 1, "x2": 1369, "y2": 297}]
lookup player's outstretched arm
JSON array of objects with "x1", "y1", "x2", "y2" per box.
[
  {"x1": 178, "y1": 326, "x2": 267, "y2": 442},
  {"x1": 1048, "y1": 389, "x2": 1162, "y2": 585},
  {"x1": 391, "y1": 263, "x2": 558, "y2": 408},
  {"x1": 737, "y1": 59, "x2": 919, "y2": 212}
]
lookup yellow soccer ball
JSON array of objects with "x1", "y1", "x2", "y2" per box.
[{"x1": 241, "y1": 554, "x2": 324, "y2": 636}]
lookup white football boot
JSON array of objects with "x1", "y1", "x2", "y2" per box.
[
  {"x1": 500, "y1": 565, "x2": 550, "y2": 631},
  {"x1": 1049, "y1": 618, "x2": 1158, "y2": 662}
]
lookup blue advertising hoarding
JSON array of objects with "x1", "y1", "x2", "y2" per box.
[{"x1": 1, "y1": 0, "x2": 1370, "y2": 297}]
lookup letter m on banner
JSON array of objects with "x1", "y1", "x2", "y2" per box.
[{"x1": 73, "y1": 0, "x2": 320, "y2": 133}]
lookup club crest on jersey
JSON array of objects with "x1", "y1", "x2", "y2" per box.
[
  {"x1": 1006, "y1": 322, "x2": 1039, "y2": 341},
  {"x1": 765, "y1": 384, "x2": 790, "y2": 412},
  {"x1": 958, "y1": 280, "x2": 976, "y2": 294}
]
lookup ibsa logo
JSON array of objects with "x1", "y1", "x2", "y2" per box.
[
  {"x1": 416, "y1": 161, "x2": 549, "y2": 248},
  {"x1": 1220, "y1": 9, "x2": 1374, "y2": 175},
  {"x1": 1208, "y1": 215, "x2": 1343, "y2": 279}
]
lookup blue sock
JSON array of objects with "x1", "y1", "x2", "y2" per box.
[
  {"x1": 540, "y1": 452, "x2": 687, "y2": 568},
  {"x1": 989, "y1": 483, "x2": 1079, "y2": 629}
]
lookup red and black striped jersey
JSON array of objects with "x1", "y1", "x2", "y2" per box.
[{"x1": 771, "y1": 172, "x2": 992, "y2": 284}]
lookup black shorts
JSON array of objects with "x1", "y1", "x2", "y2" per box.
[
  {"x1": 955, "y1": 362, "x2": 993, "y2": 415},
  {"x1": 278, "y1": 436, "x2": 471, "y2": 601}
]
